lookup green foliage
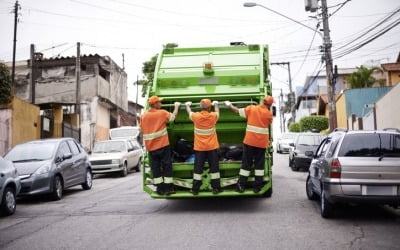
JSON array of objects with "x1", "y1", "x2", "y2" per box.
[
  {"x1": 141, "y1": 43, "x2": 178, "y2": 97},
  {"x1": 0, "y1": 63, "x2": 12, "y2": 104},
  {"x1": 289, "y1": 122, "x2": 301, "y2": 132},
  {"x1": 299, "y1": 115, "x2": 329, "y2": 132},
  {"x1": 345, "y1": 65, "x2": 385, "y2": 89}
]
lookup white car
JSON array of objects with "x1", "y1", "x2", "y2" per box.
[
  {"x1": 276, "y1": 132, "x2": 298, "y2": 154},
  {"x1": 89, "y1": 139, "x2": 143, "y2": 177}
]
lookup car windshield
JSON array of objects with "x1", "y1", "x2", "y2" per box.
[
  {"x1": 297, "y1": 134, "x2": 323, "y2": 146},
  {"x1": 338, "y1": 133, "x2": 400, "y2": 157},
  {"x1": 282, "y1": 133, "x2": 297, "y2": 140},
  {"x1": 4, "y1": 142, "x2": 57, "y2": 162},
  {"x1": 93, "y1": 141, "x2": 126, "y2": 153}
]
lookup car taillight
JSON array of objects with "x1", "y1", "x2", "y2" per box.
[{"x1": 330, "y1": 158, "x2": 341, "y2": 178}]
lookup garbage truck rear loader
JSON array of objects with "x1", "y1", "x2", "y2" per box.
[{"x1": 142, "y1": 44, "x2": 274, "y2": 198}]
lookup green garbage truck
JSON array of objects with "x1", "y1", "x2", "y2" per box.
[{"x1": 142, "y1": 44, "x2": 274, "y2": 198}]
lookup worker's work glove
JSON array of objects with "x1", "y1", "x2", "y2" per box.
[
  {"x1": 174, "y1": 102, "x2": 181, "y2": 107},
  {"x1": 212, "y1": 100, "x2": 218, "y2": 106},
  {"x1": 185, "y1": 101, "x2": 192, "y2": 107},
  {"x1": 224, "y1": 101, "x2": 232, "y2": 107}
]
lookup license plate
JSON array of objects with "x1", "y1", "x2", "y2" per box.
[{"x1": 361, "y1": 186, "x2": 398, "y2": 196}]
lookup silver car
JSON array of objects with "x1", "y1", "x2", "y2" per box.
[
  {"x1": 4, "y1": 138, "x2": 93, "y2": 200},
  {"x1": 89, "y1": 139, "x2": 143, "y2": 177},
  {"x1": 276, "y1": 132, "x2": 298, "y2": 154},
  {"x1": 306, "y1": 129, "x2": 400, "y2": 218},
  {"x1": 0, "y1": 156, "x2": 21, "y2": 216}
]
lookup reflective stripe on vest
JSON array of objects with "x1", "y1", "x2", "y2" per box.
[
  {"x1": 210, "y1": 172, "x2": 220, "y2": 179},
  {"x1": 143, "y1": 127, "x2": 167, "y2": 141},
  {"x1": 194, "y1": 127, "x2": 216, "y2": 136},
  {"x1": 193, "y1": 173, "x2": 202, "y2": 180},
  {"x1": 164, "y1": 177, "x2": 173, "y2": 184},
  {"x1": 238, "y1": 108, "x2": 246, "y2": 118},
  {"x1": 255, "y1": 169, "x2": 265, "y2": 176},
  {"x1": 246, "y1": 125, "x2": 269, "y2": 135},
  {"x1": 153, "y1": 177, "x2": 163, "y2": 185},
  {"x1": 239, "y1": 169, "x2": 250, "y2": 177}
]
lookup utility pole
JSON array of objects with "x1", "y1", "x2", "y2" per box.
[
  {"x1": 271, "y1": 62, "x2": 295, "y2": 124},
  {"x1": 30, "y1": 44, "x2": 35, "y2": 103},
  {"x1": 321, "y1": 0, "x2": 337, "y2": 131},
  {"x1": 11, "y1": 0, "x2": 20, "y2": 95},
  {"x1": 76, "y1": 42, "x2": 81, "y2": 142}
]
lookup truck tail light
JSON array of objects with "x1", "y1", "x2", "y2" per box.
[{"x1": 330, "y1": 158, "x2": 341, "y2": 178}]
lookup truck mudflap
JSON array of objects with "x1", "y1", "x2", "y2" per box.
[{"x1": 143, "y1": 161, "x2": 273, "y2": 198}]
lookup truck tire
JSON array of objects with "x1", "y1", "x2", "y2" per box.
[{"x1": 1, "y1": 186, "x2": 16, "y2": 216}]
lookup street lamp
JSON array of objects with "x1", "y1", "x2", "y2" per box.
[
  {"x1": 243, "y1": 2, "x2": 322, "y2": 36},
  {"x1": 244, "y1": 1, "x2": 337, "y2": 131}
]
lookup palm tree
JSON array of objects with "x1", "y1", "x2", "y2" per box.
[{"x1": 345, "y1": 65, "x2": 385, "y2": 89}]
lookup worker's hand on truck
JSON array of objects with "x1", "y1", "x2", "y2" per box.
[
  {"x1": 224, "y1": 101, "x2": 232, "y2": 107},
  {"x1": 212, "y1": 100, "x2": 218, "y2": 106},
  {"x1": 174, "y1": 102, "x2": 181, "y2": 107},
  {"x1": 185, "y1": 101, "x2": 192, "y2": 107}
]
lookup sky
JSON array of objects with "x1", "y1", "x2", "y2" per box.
[{"x1": 0, "y1": 0, "x2": 399, "y2": 106}]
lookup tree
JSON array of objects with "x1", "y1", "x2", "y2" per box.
[
  {"x1": 289, "y1": 122, "x2": 301, "y2": 132},
  {"x1": 0, "y1": 63, "x2": 12, "y2": 104},
  {"x1": 140, "y1": 43, "x2": 178, "y2": 97},
  {"x1": 345, "y1": 65, "x2": 385, "y2": 89},
  {"x1": 299, "y1": 115, "x2": 329, "y2": 132}
]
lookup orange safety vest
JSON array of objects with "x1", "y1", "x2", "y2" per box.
[
  {"x1": 190, "y1": 111, "x2": 219, "y2": 151},
  {"x1": 238, "y1": 104, "x2": 273, "y2": 149},
  {"x1": 140, "y1": 108, "x2": 175, "y2": 152}
]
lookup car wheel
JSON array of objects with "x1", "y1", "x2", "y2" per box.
[
  {"x1": 135, "y1": 158, "x2": 142, "y2": 172},
  {"x1": 306, "y1": 175, "x2": 318, "y2": 200},
  {"x1": 51, "y1": 175, "x2": 63, "y2": 201},
  {"x1": 82, "y1": 169, "x2": 93, "y2": 190},
  {"x1": 120, "y1": 162, "x2": 128, "y2": 177},
  {"x1": 1, "y1": 186, "x2": 16, "y2": 216},
  {"x1": 321, "y1": 188, "x2": 334, "y2": 218},
  {"x1": 291, "y1": 159, "x2": 299, "y2": 171}
]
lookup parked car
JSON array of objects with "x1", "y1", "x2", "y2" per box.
[
  {"x1": 305, "y1": 129, "x2": 400, "y2": 218},
  {"x1": 289, "y1": 132, "x2": 325, "y2": 171},
  {"x1": 89, "y1": 139, "x2": 143, "y2": 177},
  {"x1": 276, "y1": 132, "x2": 298, "y2": 153},
  {"x1": 3, "y1": 138, "x2": 93, "y2": 200},
  {"x1": 0, "y1": 156, "x2": 21, "y2": 216}
]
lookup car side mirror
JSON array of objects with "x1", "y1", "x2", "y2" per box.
[
  {"x1": 272, "y1": 106, "x2": 277, "y2": 117},
  {"x1": 63, "y1": 153, "x2": 73, "y2": 160},
  {"x1": 305, "y1": 151, "x2": 314, "y2": 158}
]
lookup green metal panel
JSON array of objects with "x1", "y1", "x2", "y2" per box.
[{"x1": 143, "y1": 44, "x2": 273, "y2": 198}]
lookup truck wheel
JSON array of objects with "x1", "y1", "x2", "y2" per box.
[
  {"x1": 321, "y1": 188, "x2": 334, "y2": 218},
  {"x1": 1, "y1": 186, "x2": 16, "y2": 216},
  {"x1": 120, "y1": 162, "x2": 128, "y2": 177},
  {"x1": 262, "y1": 187, "x2": 273, "y2": 198},
  {"x1": 51, "y1": 175, "x2": 63, "y2": 201},
  {"x1": 306, "y1": 175, "x2": 318, "y2": 200},
  {"x1": 82, "y1": 169, "x2": 93, "y2": 190}
]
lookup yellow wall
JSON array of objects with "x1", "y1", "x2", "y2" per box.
[
  {"x1": 11, "y1": 96, "x2": 41, "y2": 146},
  {"x1": 53, "y1": 106, "x2": 63, "y2": 138},
  {"x1": 336, "y1": 94, "x2": 347, "y2": 129},
  {"x1": 389, "y1": 71, "x2": 400, "y2": 86}
]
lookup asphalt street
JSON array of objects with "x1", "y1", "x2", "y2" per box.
[{"x1": 1, "y1": 152, "x2": 400, "y2": 250}]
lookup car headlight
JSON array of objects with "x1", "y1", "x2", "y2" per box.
[
  {"x1": 111, "y1": 159, "x2": 120, "y2": 164},
  {"x1": 34, "y1": 164, "x2": 51, "y2": 176}
]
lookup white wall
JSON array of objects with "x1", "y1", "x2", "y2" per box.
[{"x1": 376, "y1": 83, "x2": 400, "y2": 129}]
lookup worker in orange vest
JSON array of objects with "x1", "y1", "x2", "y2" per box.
[
  {"x1": 185, "y1": 99, "x2": 222, "y2": 195},
  {"x1": 225, "y1": 95, "x2": 274, "y2": 193},
  {"x1": 140, "y1": 96, "x2": 181, "y2": 195}
]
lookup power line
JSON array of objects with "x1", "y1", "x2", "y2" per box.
[{"x1": 329, "y1": 0, "x2": 351, "y2": 17}]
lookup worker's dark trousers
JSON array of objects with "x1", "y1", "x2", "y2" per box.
[
  {"x1": 238, "y1": 144, "x2": 266, "y2": 189},
  {"x1": 192, "y1": 150, "x2": 221, "y2": 191},
  {"x1": 150, "y1": 146, "x2": 173, "y2": 190}
]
